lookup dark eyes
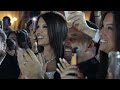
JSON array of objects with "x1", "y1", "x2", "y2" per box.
[
  {"x1": 101, "y1": 24, "x2": 113, "y2": 31},
  {"x1": 36, "y1": 25, "x2": 47, "y2": 30},
  {"x1": 43, "y1": 25, "x2": 47, "y2": 28},
  {"x1": 108, "y1": 27, "x2": 113, "y2": 30}
]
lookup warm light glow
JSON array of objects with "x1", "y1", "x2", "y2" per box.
[
  {"x1": 13, "y1": 17, "x2": 17, "y2": 21},
  {"x1": 11, "y1": 20, "x2": 14, "y2": 24},
  {"x1": 32, "y1": 17, "x2": 37, "y2": 21}
]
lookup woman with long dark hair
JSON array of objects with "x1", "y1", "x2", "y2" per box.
[
  {"x1": 35, "y1": 11, "x2": 68, "y2": 79},
  {"x1": 96, "y1": 11, "x2": 120, "y2": 79}
]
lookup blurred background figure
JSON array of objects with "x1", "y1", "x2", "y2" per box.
[
  {"x1": 3, "y1": 16, "x2": 13, "y2": 36},
  {"x1": 0, "y1": 29, "x2": 20, "y2": 79},
  {"x1": 6, "y1": 39, "x2": 16, "y2": 56}
]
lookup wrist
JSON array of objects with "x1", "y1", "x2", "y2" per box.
[{"x1": 82, "y1": 27, "x2": 96, "y2": 38}]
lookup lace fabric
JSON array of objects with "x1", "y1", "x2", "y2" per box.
[{"x1": 46, "y1": 71, "x2": 56, "y2": 79}]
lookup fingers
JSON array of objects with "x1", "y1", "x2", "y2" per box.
[
  {"x1": 26, "y1": 48, "x2": 40, "y2": 64},
  {"x1": 72, "y1": 17, "x2": 81, "y2": 28},
  {"x1": 62, "y1": 58, "x2": 70, "y2": 67},
  {"x1": 67, "y1": 11, "x2": 84, "y2": 21},
  {"x1": 17, "y1": 48, "x2": 24, "y2": 66},
  {"x1": 62, "y1": 75, "x2": 79, "y2": 79},
  {"x1": 59, "y1": 58, "x2": 70, "y2": 68},
  {"x1": 38, "y1": 53, "x2": 46, "y2": 65},
  {"x1": 57, "y1": 63, "x2": 64, "y2": 72},
  {"x1": 17, "y1": 48, "x2": 28, "y2": 75},
  {"x1": 23, "y1": 50, "x2": 31, "y2": 63},
  {"x1": 56, "y1": 68, "x2": 62, "y2": 75},
  {"x1": 61, "y1": 69, "x2": 80, "y2": 78},
  {"x1": 106, "y1": 69, "x2": 113, "y2": 79},
  {"x1": 56, "y1": 58, "x2": 81, "y2": 79},
  {"x1": 56, "y1": 65, "x2": 78, "y2": 75},
  {"x1": 67, "y1": 11, "x2": 86, "y2": 31},
  {"x1": 64, "y1": 65, "x2": 78, "y2": 71},
  {"x1": 38, "y1": 53, "x2": 43, "y2": 64},
  {"x1": 57, "y1": 58, "x2": 71, "y2": 72},
  {"x1": 17, "y1": 48, "x2": 44, "y2": 79},
  {"x1": 68, "y1": 11, "x2": 76, "y2": 14},
  {"x1": 59, "y1": 58, "x2": 69, "y2": 69}
]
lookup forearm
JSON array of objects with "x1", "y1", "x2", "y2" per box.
[{"x1": 82, "y1": 27, "x2": 96, "y2": 39}]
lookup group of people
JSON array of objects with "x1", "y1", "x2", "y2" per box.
[{"x1": 0, "y1": 11, "x2": 119, "y2": 79}]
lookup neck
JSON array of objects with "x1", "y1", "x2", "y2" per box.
[
  {"x1": 78, "y1": 51, "x2": 95, "y2": 64},
  {"x1": 42, "y1": 44, "x2": 56, "y2": 72}
]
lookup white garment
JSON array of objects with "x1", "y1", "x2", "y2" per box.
[{"x1": 46, "y1": 71, "x2": 56, "y2": 79}]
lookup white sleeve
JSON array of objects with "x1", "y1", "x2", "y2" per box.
[{"x1": 92, "y1": 29, "x2": 100, "y2": 43}]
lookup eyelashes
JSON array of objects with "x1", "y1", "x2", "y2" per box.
[
  {"x1": 108, "y1": 27, "x2": 113, "y2": 30},
  {"x1": 43, "y1": 25, "x2": 47, "y2": 28},
  {"x1": 36, "y1": 25, "x2": 47, "y2": 30}
]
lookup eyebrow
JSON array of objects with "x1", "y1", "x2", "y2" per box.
[
  {"x1": 71, "y1": 33, "x2": 78, "y2": 38},
  {"x1": 71, "y1": 33, "x2": 78, "y2": 37},
  {"x1": 43, "y1": 24, "x2": 47, "y2": 26},
  {"x1": 106, "y1": 24, "x2": 113, "y2": 26}
]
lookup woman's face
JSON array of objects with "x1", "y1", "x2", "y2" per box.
[
  {"x1": 100, "y1": 12, "x2": 115, "y2": 53},
  {"x1": 35, "y1": 17, "x2": 49, "y2": 46}
]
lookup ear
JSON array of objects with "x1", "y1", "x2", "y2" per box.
[{"x1": 85, "y1": 41, "x2": 95, "y2": 52}]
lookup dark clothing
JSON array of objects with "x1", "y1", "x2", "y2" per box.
[
  {"x1": 0, "y1": 53, "x2": 20, "y2": 79},
  {"x1": 77, "y1": 57, "x2": 99, "y2": 79},
  {"x1": 3, "y1": 28, "x2": 12, "y2": 36},
  {"x1": 54, "y1": 70, "x2": 60, "y2": 79},
  {"x1": 54, "y1": 57, "x2": 99, "y2": 79},
  {"x1": 96, "y1": 51, "x2": 108, "y2": 79}
]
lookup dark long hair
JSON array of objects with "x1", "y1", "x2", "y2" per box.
[
  {"x1": 97, "y1": 11, "x2": 111, "y2": 79},
  {"x1": 97, "y1": 11, "x2": 120, "y2": 79},
  {"x1": 113, "y1": 11, "x2": 120, "y2": 51},
  {"x1": 36, "y1": 11, "x2": 68, "y2": 63},
  {"x1": 99, "y1": 11, "x2": 120, "y2": 52}
]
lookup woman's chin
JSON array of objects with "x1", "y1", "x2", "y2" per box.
[{"x1": 38, "y1": 42, "x2": 49, "y2": 46}]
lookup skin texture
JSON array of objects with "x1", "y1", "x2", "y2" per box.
[
  {"x1": 17, "y1": 48, "x2": 45, "y2": 79},
  {"x1": 99, "y1": 12, "x2": 115, "y2": 54}
]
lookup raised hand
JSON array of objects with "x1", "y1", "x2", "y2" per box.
[
  {"x1": 56, "y1": 58, "x2": 84, "y2": 79},
  {"x1": 67, "y1": 11, "x2": 96, "y2": 39},
  {"x1": 17, "y1": 48, "x2": 45, "y2": 79}
]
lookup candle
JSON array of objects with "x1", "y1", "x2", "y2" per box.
[{"x1": 32, "y1": 17, "x2": 37, "y2": 31}]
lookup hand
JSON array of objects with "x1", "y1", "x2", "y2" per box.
[
  {"x1": 67, "y1": 11, "x2": 96, "y2": 38},
  {"x1": 106, "y1": 68, "x2": 113, "y2": 79},
  {"x1": 17, "y1": 48, "x2": 44, "y2": 79},
  {"x1": 37, "y1": 53, "x2": 47, "y2": 78},
  {"x1": 56, "y1": 58, "x2": 84, "y2": 79},
  {"x1": 28, "y1": 28, "x2": 36, "y2": 51},
  {"x1": 94, "y1": 11, "x2": 101, "y2": 16},
  {"x1": 67, "y1": 11, "x2": 86, "y2": 31}
]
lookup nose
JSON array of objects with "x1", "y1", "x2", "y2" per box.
[
  {"x1": 100, "y1": 27, "x2": 105, "y2": 37},
  {"x1": 35, "y1": 28, "x2": 43, "y2": 36},
  {"x1": 64, "y1": 36, "x2": 72, "y2": 47}
]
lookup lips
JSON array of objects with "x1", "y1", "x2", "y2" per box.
[
  {"x1": 64, "y1": 41, "x2": 73, "y2": 53},
  {"x1": 65, "y1": 48, "x2": 72, "y2": 52},
  {"x1": 64, "y1": 47, "x2": 72, "y2": 57},
  {"x1": 37, "y1": 36, "x2": 44, "y2": 39}
]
